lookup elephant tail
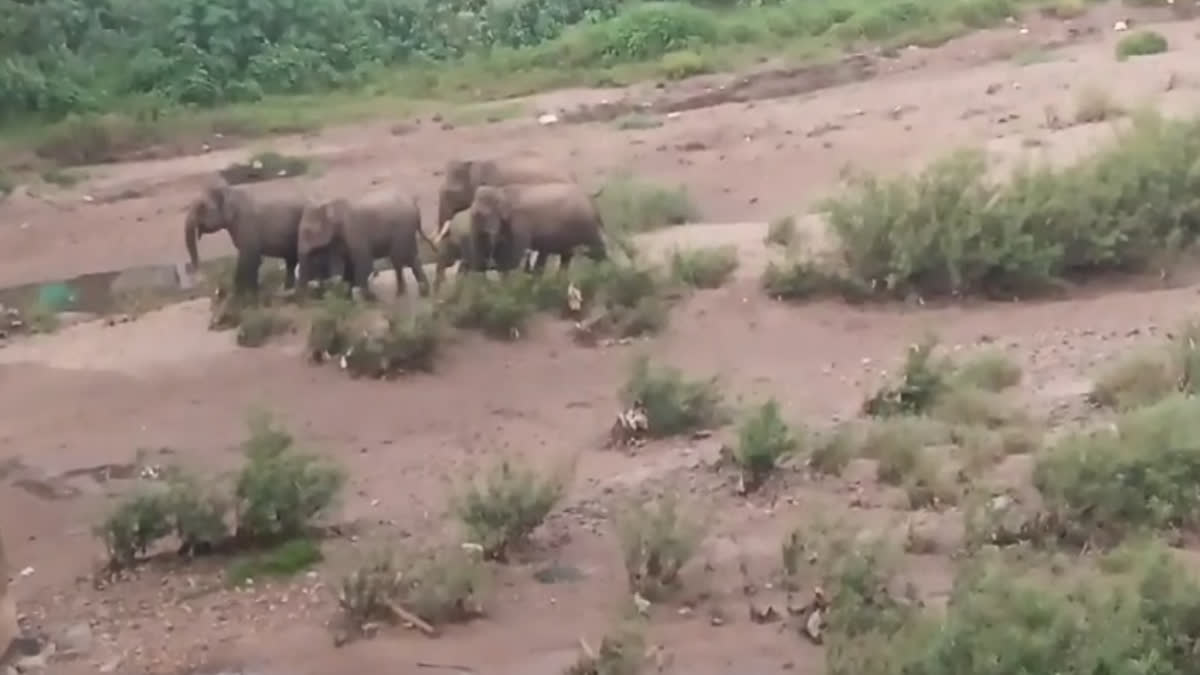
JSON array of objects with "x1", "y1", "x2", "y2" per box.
[{"x1": 184, "y1": 204, "x2": 201, "y2": 271}]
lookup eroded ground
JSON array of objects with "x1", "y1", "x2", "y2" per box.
[{"x1": 2, "y1": 6, "x2": 1200, "y2": 675}]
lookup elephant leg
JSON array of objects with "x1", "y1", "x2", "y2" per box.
[
  {"x1": 559, "y1": 250, "x2": 574, "y2": 273},
  {"x1": 283, "y1": 255, "x2": 297, "y2": 290},
  {"x1": 405, "y1": 254, "x2": 431, "y2": 298},
  {"x1": 531, "y1": 250, "x2": 550, "y2": 277},
  {"x1": 234, "y1": 251, "x2": 262, "y2": 299}
]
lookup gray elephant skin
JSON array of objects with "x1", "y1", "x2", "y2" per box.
[
  {"x1": 298, "y1": 190, "x2": 437, "y2": 298},
  {"x1": 184, "y1": 184, "x2": 345, "y2": 297},
  {"x1": 436, "y1": 156, "x2": 574, "y2": 229},
  {"x1": 469, "y1": 182, "x2": 608, "y2": 274}
]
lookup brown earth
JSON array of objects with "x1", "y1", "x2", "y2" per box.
[{"x1": 2, "y1": 5, "x2": 1200, "y2": 675}]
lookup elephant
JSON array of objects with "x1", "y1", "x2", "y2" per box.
[
  {"x1": 469, "y1": 182, "x2": 608, "y2": 275},
  {"x1": 436, "y1": 156, "x2": 574, "y2": 230},
  {"x1": 184, "y1": 184, "x2": 343, "y2": 298},
  {"x1": 297, "y1": 189, "x2": 438, "y2": 299},
  {"x1": 0, "y1": 531, "x2": 16, "y2": 666}
]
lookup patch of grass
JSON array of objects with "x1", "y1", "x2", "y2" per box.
[
  {"x1": 19, "y1": 302, "x2": 60, "y2": 334},
  {"x1": 568, "y1": 259, "x2": 676, "y2": 339},
  {"x1": 1034, "y1": 394, "x2": 1200, "y2": 545},
  {"x1": 40, "y1": 166, "x2": 83, "y2": 188},
  {"x1": 1012, "y1": 46, "x2": 1058, "y2": 66},
  {"x1": 1116, "y1": 30, "x2": 1169, "y2": 61},
  {"x1": 807, "y1": 423, "x2": 858, "y2": 476},
  {"x1": 616, "y1": 492, "x2": 705, "y2": 601},
  {"x1": 164, "y1": 471, "x2": 230, "y2": 557},
  {"x1": 862, "y1": 337, "x2": 950, "y2": 417},
  {"x1": 733, "y1": 398, "x2": 800, "y2": 492},
  {"x1": 235, "y1": 306, "x2": 292, "y2": 347},
  {"x1": 1043, "y1": 0, "x2": 1088, "y2": 18},
  {"x1": 0, "y1": 171, "x2": 14, "y2": 198},
  {"x1": 336, "y1": 545, "x2": 488, "y2": 641},
  {"x1": 218, "y1": 151, "x2": 310, "y2": 185},
  {"x1": 564, "y1": 622, "x2": 647, "y2": 675},
  {"x1": 233, "y1": 411, "x2": 346, "y2": 543},
  {"x1": 620, "y1": 355, "x2": 727, "y2": 437},
  {"x1": 455, "y1": 459, "x2": 570, "y2": 561},
  {"x1": 1073, "y1": 85, "x2": 1123, "y2": 125},
  {"x1": 443, "y1": 102, "x2": 526, "y2": 126},
  {"x1": 833, "y1": 541, "x2": 1200, "y2": 675},
  {"x1": 615, "y1": 114, "x2": 664, "y2": 131},
  {"x1": 931, "y1": 384, "x2": 1028, "y2": 429},
  {"x1": 444, "y1": 274, "x2": 538, "y2": 340},
  {"x1": 305, "y1": 283, "x2": 359, "y2": 361},
  {"x1": 33, "y1": 113, "x2": 166, "y2": 166},
  {"x1": 1090, "y1": 321, "x2": 1200, "y2": 410},
  {"x1": 659, "y1": 50, "x2": 712, "y2": 80},
  {"x1": 949, "y1": 349, "x2": 1022, "y2": 391},
  {"x1": 764, "y1": 216, "x2": 797, "y2": 248},
  {"x1": 227, "y1": 538, "x2": 322, "y2": 587},
  {"x1": 761, "y1": 257, "x2": 871, "y2": 303},
  {"x1": 595, "y1": 173, "x2": 698, "y2": 234},
  {"x1": 668, "y1": 245, "x2": 739, "y2": 289},
  {"x1": 821, "y1": 112, "x2": 1200, "y2": 300}
]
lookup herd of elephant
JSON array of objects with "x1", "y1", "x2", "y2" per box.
[{"x1": 184, "y1": 155, "x2": 611, "y2": 300}]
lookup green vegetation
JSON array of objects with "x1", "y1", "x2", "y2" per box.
[
  {"x1": 455, "y1": 459, "x2": 570, "y2": 561},
  {"x1": 1115, "y1": 29, "x2": 1169, "y2": 61},
  {"x1": 1072, "y1": 85, "x2": 1123, "y2": 125},
  {"x1": 1089, "y1": 320, "x2": 1200, "y2": 411},
  {"x1": 764, "y1": 215, "x2": 798, "y2": 248},
  {"x1": 616, "y1": 492, "x2": 705, "y2": 600},
  {"x1": 226, "y1": 538, "x2": 323, "y2": 586},
  {"x1": 235, "y1": 306, "x2": 292, "y2": 347},
  {"x1": 564, "y1": 622, "x2": 647, "y2": 675},
  {"x1": 595, "y1": 173, "x2": 698, "y2": 234},
  {"x1": 620, "y1": 355, "x2": 727, "y2": 437},
  {"x1": 668, "y1": 245, "x2": 739, "y2": 289},
  {"x1": 733, "y1": 398, "x2": 800, "y2": 492},
  {"x1": 218, "y1": 151, "x2": 311, "y2": 185},
  {"x1": 794, "y1": 112, "x2": 1200, "y2": 301}
]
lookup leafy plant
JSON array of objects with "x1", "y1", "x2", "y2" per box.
[
  {"x1": 96, "y1": 491, "x2": 173, "y2": 568},
  {"x1": 734, "y1": 398, "x2": 800, "y2": 492},
  {"x1": 595, "y1": 173, "x2": 698, "y2": 234},
  {"x1": 668, "y1": 245, "x2": 739, "y2": 289},
  {"x1": 620, "y1": 356, "x2": 726, "y2": 437},
  {"x1": 616, "y1": 492, "x2": 704, "y2": 601},
  {"x1": 1116, "y1": 30, "x2": 1168, "y2": 60},
  {"x1": 455, "y1": 460, "x2": 569, "y2": 561}
]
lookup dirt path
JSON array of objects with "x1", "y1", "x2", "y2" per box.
[{"x1": 2, "y1": 6, "x2": 1200, "y2": 675}]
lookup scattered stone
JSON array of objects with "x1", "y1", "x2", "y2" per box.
[{"x1": 537, "y1": 113, "x2": 560, "y2": 126}]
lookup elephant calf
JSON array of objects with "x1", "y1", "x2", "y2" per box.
[
  {"x1": 185, "y1": 183, "x2": 318, "y2": 298},
  {"x1": 437, "y1": 156, "x2": 575, "y2": 230},
  {"x1": 469, "y1": 182, "x2": 608, "y2": 274},
  {"x1": 298, "y1": 190, "x2": 437, "y2": 299}
]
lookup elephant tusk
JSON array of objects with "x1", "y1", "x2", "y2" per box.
[{"x1": 434, "y1": 220, "x2": 452, "y2": 244}]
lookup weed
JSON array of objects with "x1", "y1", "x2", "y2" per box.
[
  {"x1": 595, "y1": 173, "x2": 698, "y2": 234},
  {"x1": 96, "y1": 491, "x2": 173, "y2": 569},
  {"x1": 668, "y1": 245, "x2": 739, "y2": 289},
  {"x1": 227, "y1": 538, "x2": 322, "y2": 586},
  {"x1": 444, "y1": 274, "x2": 536, "y2": 340},
  {"x1": 233, "y1": 412, "x2": 345, "y2": 542},
  {"x1": 615, "y1": 114, "x2": 663, "y2": 131},
  {"x1": 40, "y1": 166, "x2": 82, "y2": 187},
  {"x1": 949, "y1": 350, "x2": 1022, "y2": 391},
  {"x1": 306, "y1": 286, "x2": 359, "y2": 361},
  {"x1": 164, "y1": 471, "x2": 229, "y2": 556},
  {"x1": 33, "y1": 114, "x2": 164, "y2": 166},
  {"x1": 659, "y1": 50, "x2": 711, "y2": 80},
  {"x1": 734, "y1": 398, "x2": 800, "y2": 492},
  {"x1": 337, "y1": 550, "x2": 404, "y2": 635},
  {"x1": 808, "y1": 424, "x2": 858, "y2": 476},
  {"x1": 218, "y1": 151, "x2": 310, "y2": 185},
  {"x1": 1034, "y1": 394, "x2": 1200, "y2": 545},
  {"x1": 931, "y1": 385, "x2": 1027, "y2": 429},
  {"x1": 1090, "y1": 321, "x2": 1200, "y2": 410},
  {"x1": 820, "y1": 534, "x2": 913, "y2": 675},
  {"x1": 1116, "y1": 30, "x2": 1169, "y2": 61},
  {"x1": 1073, "y1": 86, "x2": 1123, "y2": 125},
  {"x1": 235, "y1": 306, "x2": 291, "y2": 347},
  {"x1": 616, "y1": 492, "x2": 704, "y2": 601},
  {"x1": 620, "y1": 355, "x2": 726, "y2": 437},
  {"x1": 455, "y1": 459, "x2": 569, "y2": 561},
  {"x1": 342, "y1": 309, "x2": 442, "y2": 377},
  {"x1": 564, "y1": 622, "x2": 646, "y2": 675},
  {"x1": 764, "y1": 216, "x2": 797, "y2": 248},
  {"x1": 761, "y1": 258, "x2": 871, "y2": 303}
]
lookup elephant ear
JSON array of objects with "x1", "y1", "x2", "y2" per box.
[{"x1": 209, "y1": 186, "x2": 239, "y2": 227}]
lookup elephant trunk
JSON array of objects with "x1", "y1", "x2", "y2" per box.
[{"x1": 184, "y1": 210, "x2": 201, "y2": 271}]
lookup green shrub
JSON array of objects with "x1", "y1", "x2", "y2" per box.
[
  {"x1": 342, "y1": 309, "x2": 442, "y2": 377},
  {"x1": 616, "y1": 492, "x2": 705, "y2": 600},
  {"x1": 949, "y1": 350, "x2": 1022, "y2": 392},
  {"x1": 563, "y1": 622, "x2": 646, "y2": 675},
  {"x1": 96, "y1": 491, "x2": 173, "y2": 569},
  {"x1": 734, "y1": 398, "x2": 800, "y2": 492},
  {"x1": 1073, "y1": 86, "x2": 1123, "y2": 125},
  {"x1": 668, "y1": 245, "x2": 739, "y2": 289},
  {"x1": 164, "y1": 471, "x2": 230, "y2": 556},
  {"x1": 834, "y1": 542, "x2": 1200, "y2": 675},
  {"x1": 1034, "y1": 394, "x2": 1200, "y2": 544},
  {"x1": 306, "y1": 286, "x2": 359, "y2": 361},
  {"x1": 569, "y1": 259, "x2": 675, "y2": 339},
  {"x1": 236, "y1": 306, "x2": 291, "y2": 347},
  {"x1": 659, "y1": 49, "x2": 712, "y2": 80},
  {"x1": 764, "y1": 216, "x2": 797, "y2": 247},
  {"x1": 761, "y1": 258, "x2": 871, "y2": 302},
  {"x1": 1090, "y1": 321, "x2": 1200, "y2": 410},
  {"x1": 1115, "y1": 30, "x2": 1168, "y2": 61},
  {"x1": 595, "y1": 174, "x2": 698, "y2": 234},
  {"x1": 822, "y1": 113, "x2": 1200, "y2": 299},
  {"x1": 444, "y1": 274, "x2": 537, "y2": 340},
  {"x1": 620, "y1": 355, "x2": 726, "y2": 437},
  {"x1": 219, "y1": 151, "x2": 310, "y2": 185},
  {"x1": 862, "y1": 337, "x2": 950, "y2": 417},
  {"x1": 233, "y1": 412, "x2": 345, "y2": 542},
  {"x1": 455, "y1": 459, "x2": 569, "y2": 561}
]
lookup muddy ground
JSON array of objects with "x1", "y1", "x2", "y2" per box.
[{"x1": 2, "y1": 5, "x2": 1200, "y2": 674}]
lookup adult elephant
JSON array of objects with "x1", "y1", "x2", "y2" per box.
[
  {"x1": 298, "y1": 190, "x2": 438, "y2": 299},
  {"x1": 469, "y1": 183, "x2": 608, "y2": 275},
  {"x1": 184, "y1": 183, "x2": 328, "y2": 297},
  {"x1": 436, "y1": 156, "x2": 574, "y2": 238}
]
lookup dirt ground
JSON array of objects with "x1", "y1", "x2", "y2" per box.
[{"x1": 3, "y1": 5, "x2": 1200, "y2": 674}]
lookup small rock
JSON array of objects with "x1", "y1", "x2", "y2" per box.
[{"x1": 537, "y1": 113, "x2": 560, "y2": 126}]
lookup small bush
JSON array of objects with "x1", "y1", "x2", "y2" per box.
[
  {"x1": 236, "y1": 306, "x2": 291, "y2": 347},
  {"x1": 564, "y1": 622, "x2": 646, "y2": 675},
  {"x1": 165, "y1": 471, "x2": 229, "y2": 556},
  {"x1": 1073, "y1": 86, "x2": 1123, "y2": 125},
  {"x1": 659, "y1": 50, "x2": 711, "y2": 80},
  {"x1": 808, "y1": 424, "x2": 858, "y2": 476},
  {"x1": 338, "y1": 546, "x2": 488, "y2": 639},
  {"x1": 227, "y1": 538, "x2": 322, "y2": 586},
  {"x1": 764, "y1": 216, "x2": 797, "y2": 248},
  {"x1": 96, "y1": 491, "x2": 173, "y2": 569},
  {"x1": 34, "y1": 114, "x2": 163, "y2": 166},
  {"x1": 234, "y1": 412, "x2": 345, "y2": 542},
  {"x1": 820, "y1": 534, "x2": 913, "y2": 675},
  {"x1": 950, "y1": 350, "x2": 1022, "y2": 392},
  {"x1": 668, "y1": 245, "x2": 739, "y2": 289},
  {"x1": 306, "y1": 287, "x2": 359, "y2": 361},
  {"x1": 1115, "y1": 30, "x2": 1168, "y2": 61},
  {"x1": 931, "y1": 385, "x2": 1028, "y2": 429},
  {"x1": 569, "y1": 259, "x2": 675, "y2": 338},
  {"x1": 444, "y1": 275, "x2": 537, "y2": 340},
  {"x1": 1034, "y1": 394, "x2": 1200, "y2": 544},
  {"x1": 761, "y1": 258, "x2": 871, "y2": 303},
  {"x1": 862, "y1": 337, "x2": 950, "y2": 417},
  {"x1": 455, "y1": 460, "x2": 570, "y2": 561},
  {"x1": 620, "y1": 356, "x2": 726, "y2": 437},
  {"x1": 1090, "y1": 322, "x2": 1200, "y2": 410},
  {"x1": 616, "y1": 492, "x2": 704, "y2": 601},
  {"x1": 734, "y1": 398, "x2": 800, "y2": 492},
  {"x1": 219, "y1": 151, "x2": 310, "y2": 185},
  {"x1": 595, "y1": 174, "x2": 698, "y2": 234},
  {"x1": 41, "y1": 167, "x2": 82, "y2": 187},
  {"x1": 343, "y1": 309, "x2": 442, "y2": 377}
]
